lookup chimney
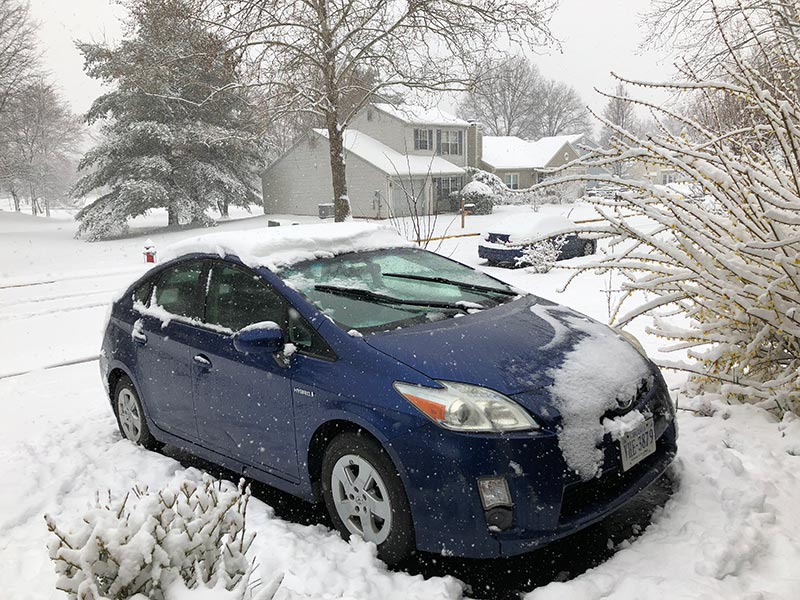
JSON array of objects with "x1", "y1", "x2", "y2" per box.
[{"x1": 467, "y1": 122, "x2": 483, "y2": 168}]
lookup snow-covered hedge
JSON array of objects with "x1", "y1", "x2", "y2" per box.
[
  {"x1": 45, "y1": 477, "x2": 281, "y2": 600},
  {"x1": 459, "y1": 180, "x2": 494, "y2": 215},
  {"x1": 550, "y1": 4, "x2": 800, "y2": 414}
]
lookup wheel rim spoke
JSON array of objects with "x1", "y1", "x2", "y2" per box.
[{"x1": 331, "y1": 453, "x2": 393, "y2": 545}]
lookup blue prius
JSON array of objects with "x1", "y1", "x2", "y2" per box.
[{"x1": 100, "y1": 222, "x2": 677, "y2": 563}]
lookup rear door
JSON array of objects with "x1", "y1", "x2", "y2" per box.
[
  {"x1": 134, "y1": 259, "x2": 206, "y2": 439},
  {"x1": 191, "y1": 261, "x2": 298, "y2": 480}
]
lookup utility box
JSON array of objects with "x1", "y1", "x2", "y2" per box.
[{"x1": 318, "y1": 203, "x2": 335, "y2": 219}]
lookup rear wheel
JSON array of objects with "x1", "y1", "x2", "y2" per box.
[
  {"x1": 583, "y1": 240, "x2": 596, "y2": 256},
  {"x1": 114, "y1": 376, "x2": 163, "y2": 451},
  {"x1": 322, "y1": 433, "x2": 415, "y2": 564}
]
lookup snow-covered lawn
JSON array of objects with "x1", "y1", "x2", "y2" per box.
[{"x1": 1, "y1": 206, "x2": 798, "y2": 599}]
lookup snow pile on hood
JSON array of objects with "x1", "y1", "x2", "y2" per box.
[
  {"x1": 531, "y1": 303, "x2": 652, "y2": 480},
  {"x1": 160, "y1": 222, "x2": 412, "y2": 271}
]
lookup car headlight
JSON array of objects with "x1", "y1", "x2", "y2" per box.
[
  {"x1": 393, "y1": 381, "x2": 539, "y2": 432},
  {"x1": 616, "y1": 329, "x2": 648, "y2": 358}
]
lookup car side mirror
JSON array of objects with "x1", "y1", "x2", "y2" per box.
[{"x1": 233, "y1": 322, "x2": 285, "y2": 354}]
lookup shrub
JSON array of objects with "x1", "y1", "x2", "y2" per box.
[
  {"x1": 45, "y1": 477, "x2": 281, "y2": 600},
  {"x1": 460, "y1": 180, "x2": 494, "y2": 215},
  {"x1": 516, "y1": 235, "x2": 567, "y2": 273}
]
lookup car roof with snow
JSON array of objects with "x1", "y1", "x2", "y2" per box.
[
  {"x1": 160, "y1": 222, "x2": 412, "y2": 271},
  {"x1": 489, "y1": 215, "x2": 582, "y2": 244}
]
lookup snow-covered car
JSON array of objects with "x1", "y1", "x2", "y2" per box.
[
  {"x1": 478, "y1": 215, "x2": 597, "y2": 268},
  {"x1": 100, "y1": 222, "x2": 676, "y2": 564}
]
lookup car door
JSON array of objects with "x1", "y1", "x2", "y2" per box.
[
  {"x1": 133, "y1": 259, "x2": 206, "y2": 439},
  {"x1": 191, "y1": 261, "x2": 298, "y2": 480}
]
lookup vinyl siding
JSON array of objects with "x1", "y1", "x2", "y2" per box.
[{"x1": 261, "y1": 133, "x2": 389, "y2": 218}]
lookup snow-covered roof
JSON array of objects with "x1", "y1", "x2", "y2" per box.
[
  {"x1": 314, "y1": 129, "x2": 464, "y2": 177},
  {"x1": 372, "y1": 103, "x2": 470, "y2": 127},
  {"x1": 482, "y1": 134, "x2": 582, "y2": 170},
  {"x1": 160, "y1": 222, "x2": 412, "y2": 271}
]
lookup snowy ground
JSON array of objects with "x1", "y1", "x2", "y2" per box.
[{"x1": 1, "y1": 205, "x2": 798, "y2": 599}]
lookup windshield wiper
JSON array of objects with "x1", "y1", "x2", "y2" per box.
[
  {"x1": 314, "y1": 284, "x2": 472, "y2": 312},
  {"x1": 382, "y1": 273, "x2": 517, "y2": 297}
]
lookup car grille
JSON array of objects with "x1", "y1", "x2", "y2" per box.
[{"x1": 558, "y1": 434, "x2": 673, "y2": 525}]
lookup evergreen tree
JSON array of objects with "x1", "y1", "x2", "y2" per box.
[{"x1": 74, "y1": 0, "x2": 264, "y2": 241}]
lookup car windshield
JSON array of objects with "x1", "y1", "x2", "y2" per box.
[{"x1": 282, "y1": 248, "x2": 519, "y2": 332}]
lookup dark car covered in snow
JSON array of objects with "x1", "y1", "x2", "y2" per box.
[
  {"x1": 479, "y1": 215, "x2": 597, "y2": 268},
  {"x1": 100, "y1": 222, "x2": 676, "y2": 564}
]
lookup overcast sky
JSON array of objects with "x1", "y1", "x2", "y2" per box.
[{"x1": 28, "y1": 0, "x2": 676, "y2": 118}]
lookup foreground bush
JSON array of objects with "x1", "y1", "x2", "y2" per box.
[
  {"x1": 45, "y1": 477, "x2": 281, "y2": 600},
  {"x1": 554, "y1": 3, "x2": 800, "y2": 414}
]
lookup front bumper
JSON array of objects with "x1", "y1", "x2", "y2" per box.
[{"x1": 386, "y1": 412, "x2": 677, "y2": 559}]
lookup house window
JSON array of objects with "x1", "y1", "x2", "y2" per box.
[
  {"x1": 503, "y1": 173, "x2": 520, "y2": 190},
  {"x1": 436, "y1": 130, "x2": 463, "y2": 155},
  {"x1": 434, "y1": 176, "x2": 463, "y2": 201},
  {"x1": 414, "y1": 128, "x2": 433, "y2": 150}
]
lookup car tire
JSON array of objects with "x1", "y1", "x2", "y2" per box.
[
  {"x1": 113, "y1": 376, "x2": 163, "y2": 451},
  {"x1": 321, "y1": 432, "x2": 415, "y2": 564},
  {"x1": 583, "y1": 240, "x2": 595, "y2": 256}
]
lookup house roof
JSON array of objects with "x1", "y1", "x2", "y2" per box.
[
  {"x1": 372, "y1": 103, "x2": 470, "y2": 127},
  {"x1": 482, "y1": 134, "x2": 583, "y2": 170},
  {"x1": 313, "y1": 129, "x2": 464, "y2": 177}
]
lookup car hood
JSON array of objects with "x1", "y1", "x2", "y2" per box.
[{"x1": 365, "y1": 294, "x2": 653, "y2": 419}]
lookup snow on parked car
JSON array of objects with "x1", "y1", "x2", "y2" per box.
[
  {"x1": 100, "y1": 221, "x2": 676, "y2": 564},
  {"x1": 478, "y1": 215, "x2": 597, "y2": 268}
]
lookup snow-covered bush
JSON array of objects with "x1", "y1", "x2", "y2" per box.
[
  {"x1": 460, "y1": 180, "x2": 494, "y2": 215},
  {"x1": 44, "y1": 477, "x2": 281, "y2": 600},
  {"x1": 464, "y1": 167, "x2": 507, "y2": 196},
  {"x1": 516, "y1": 235, "x2": 566, "y2": 273},
  {"x1": 552, "y1": 3, "x2": 800, "y2": 414}
]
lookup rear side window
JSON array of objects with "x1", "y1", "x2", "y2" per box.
[
  {"x1": 206, "y1": 263, "x2": 286, "y2": 332},
  {"x1": 153, "y1": 261, "x2": 205, "y2": 320}
]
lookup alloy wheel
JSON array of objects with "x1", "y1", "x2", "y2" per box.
[
  {"x1": 118, "y1": 388, "x2": 142, "y2": 443},
  {"x1": 330, "y1": 454, "x2": 393, "y2": 545}
]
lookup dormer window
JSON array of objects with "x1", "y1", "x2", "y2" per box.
[
  {"x1": 437, "y1": 130, "x2": 463, "y2": 155},
  {"x1": 414, "y1": 128, "x2": 433, "y2": 150}
]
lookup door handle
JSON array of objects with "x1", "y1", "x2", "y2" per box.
[
  {"x1": 193, "y1": 354, "x2": 212, "y2": 370},
  {"x1": 132, "y1": 330, "x2": 148, "y2": 345}
]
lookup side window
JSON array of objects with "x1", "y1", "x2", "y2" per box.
[
  {"x1": 288, "y1": 307, "x2": 336, "y2": 361},
  {"x1": 153, "y1": 261, "x2": 205, "y2": 320},
  {"x1": 206, "y1": 263, "x2": 286, "y2": 332},
  {"x1": 133, "y1": 279, "x2": 154, "y2": 306}
]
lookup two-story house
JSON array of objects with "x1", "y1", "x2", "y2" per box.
[{"x1": 261, "y1": 103, "x2": 480, "y2": 219}]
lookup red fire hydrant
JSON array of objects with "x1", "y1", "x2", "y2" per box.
[{"x1": 143, "y1": 240, "x2": 157, "y2": 263}]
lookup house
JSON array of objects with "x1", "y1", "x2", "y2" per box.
[
  {"x1": 479, "y1": 133, "x2": 585, "y2": 189},
  {"x1": 261, "y1": 103, "x2": 482, "y2": 219}
]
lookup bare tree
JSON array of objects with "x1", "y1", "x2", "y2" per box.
[
  {"x1": 536, "y1": 78, "x2": 591, "y2": 137},
  {"x1": 599, "y1": 83, "x2": 641, "y2": 177},
  {"x1": 458, "y1": 55, "x2": 589, "y2": 139},
  {"x1": 458, "y1": 55, "x2": 545, "y2": 137},
  {"x1": 0, "y1": 0, "x2": 39, "y2": 202},
  {"x1": 0, "y1": 0, "x2": 37, "y2": 113},
  {"x1": 3, "y1": 81, "x2": 83, "y2": 216},
  {"x1": 200, "y1": 0, "x2": 556, "y2": 221}
]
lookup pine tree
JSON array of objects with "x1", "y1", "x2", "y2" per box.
[{"x1": 74, "y1": 0, "x2": 264, "y2": 241}]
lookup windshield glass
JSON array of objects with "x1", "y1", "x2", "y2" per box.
[{"x1": 282, "y1": 248, "x2": 519, "y2": 332}]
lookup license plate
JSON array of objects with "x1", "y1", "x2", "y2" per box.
[{"x1": 619, "y1": 417, "x2": 656, "y2": 471}]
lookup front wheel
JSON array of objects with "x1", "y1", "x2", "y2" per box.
[
  {"x1": 321, "y1": 433, "x2": 415, "y2": 564},
  {"x1": 114, "y1": 376, "x2": 163, "y2": 451}
]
